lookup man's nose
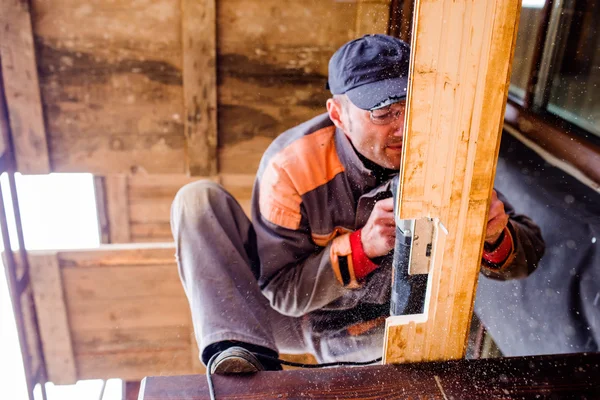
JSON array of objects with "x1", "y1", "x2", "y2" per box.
[{"x1": 391, "y1": 119, "x2": 404, "y2": 137}]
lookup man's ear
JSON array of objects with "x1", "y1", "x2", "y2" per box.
[{"x1": 326, "y1": 98, "x2": 345, "y2": 131}]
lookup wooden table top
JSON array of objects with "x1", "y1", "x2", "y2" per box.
[{"x1": 139, "y1": 352, "x2": 600, "y2": 399}]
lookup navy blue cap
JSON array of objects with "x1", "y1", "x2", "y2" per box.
[{"x1": 327, "y1": 34, "x2": 410, "y2": 110}]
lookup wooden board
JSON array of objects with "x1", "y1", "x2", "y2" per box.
[
  {"x1": 26, "y1": 244, "x2": 204, "y2": 383},
  {"x1": 0, "y1": 0, "x2": 51, "y2": 174},
  {"x1": 182, "y1": 0, "x2": 218, "y2": 176},
  {"x1": 105, "y1": 175, "x2": 131, "y2": 243},
  {"x1": 215, "y1": 0, "x2": 388, "y2": 175},
  {"x1": 32, "y1": 0, "x2": 186, "y2": 174},
  {"x1": 0, "y1": 62, "x2": 11, "y2": 171},
  {"x1": 99, "y1": 173, "x2": 254, "y2": 243},
  {"x1": 384, "y1": 0, "x2": 521, "y2": 363},
  {"x1": 355, "y1": 0, "x2": 392, "y2": 36},
  {"x1": 139, "y1": 352, "x2": 600, "y2": 400},
  {"x1": 17, "y1": 0, "x2": 391, "y2": 175},
  {"x1": 28, "y1": 253, "x2": 77, "y2": 384}
]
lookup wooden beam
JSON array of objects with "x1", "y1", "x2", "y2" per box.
[
  {"x1": 138, "y1": 353, "x2": 600, "y2": 399},
  {"x1": 93, "y1": 176, "x2": 111, "y2": 244},
  {"x1": 182, "y1": 0, "x2": 218, "y2": 176},
  {"x1": 29, "y1": 253, "x2": 77, "y2": 384},
  {"x1": 388, "y1": 0, "x2": 414, "y2": 43},
  {"x1": 356, "y1": 0, "x2": 392, "y2": 36},
  {"x1": 105, "y1": 175, "x2": 131, "y2": 243},
  {"x1": 384, "y1": 0, "x2": 522, "y2": 363},
  {"x1": 0, "y1": 0, "x2": 50, "y2": 174},
  {"x1": 0, "y1": 57, "x2": 11, "y2": 172}
]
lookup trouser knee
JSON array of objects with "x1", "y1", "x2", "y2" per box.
[{"x1": 172, "y1": 180, "x2": 230, "y2": 221}]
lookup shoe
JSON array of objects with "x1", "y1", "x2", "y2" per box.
[{"x1": 209, "y1": 346, "x2": 265, "y2": 375}]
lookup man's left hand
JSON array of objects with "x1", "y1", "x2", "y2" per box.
[{"x1": 486, "y1": 190, "x2": 509, "y2": 244}]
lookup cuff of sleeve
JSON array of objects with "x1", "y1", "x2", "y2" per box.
[
  {"x1": 330, "y1": 233, "x2": 360, "y2": 289},
  {"x1": 349, "y1": 230, "x2": 379, "y2": 281},
  {"x1": 482, "y1": 226, "x2": 515, "y2": 271}
]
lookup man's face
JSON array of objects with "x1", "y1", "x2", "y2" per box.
[{"x1": 333, "y1": 97, "x2": 406, "y2": 170}]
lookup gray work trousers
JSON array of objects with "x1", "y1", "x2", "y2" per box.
[{"x1": 171, "y1": 180, "x2": 384, "y2": 365}]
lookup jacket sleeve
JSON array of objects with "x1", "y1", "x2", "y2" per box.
[
  {"x1": 481, "y1": 190, "x2": 545, "y2": 280},
  {"x1": 251, "y1": 167, "x2": 359, "y2": 318}
]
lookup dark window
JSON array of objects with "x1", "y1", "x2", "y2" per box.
[
  {"x1": 509, "y1": 1, "x2": 548, "y2": 101},
  {"x1": 545, "y1": 0, "x2": 599, "y2": 136}
]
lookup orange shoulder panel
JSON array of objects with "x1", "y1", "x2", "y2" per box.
[{"x1": 259, "y1": 126, "x2": 345, "y2": 230}]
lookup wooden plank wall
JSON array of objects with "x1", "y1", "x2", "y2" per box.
[
  {"x1": 28, "y1": 244, "x2": 204, "y2": 382},
  {"x1": 24, "y1": 0, "x2": 390, "y2": 176},
  {"x1": 100, "y1": 173, "x2": 255, "y2": 243},
  {"x1": 0, "y1": 0, "x2": 51, "y2": 174},
  {"x1": 17, "y1": 0, "x2": 393, "y2": 243},
  {"x1": 32, "y1": 0, "x2": 185, "y2": 175},
  {"x1": 4, "y1": 0, "x2": 394, "y2": 386}
]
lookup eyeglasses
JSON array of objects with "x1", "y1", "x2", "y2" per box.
[{"x1": 369, "y1": 103, "x2": 406, "y2": 125}]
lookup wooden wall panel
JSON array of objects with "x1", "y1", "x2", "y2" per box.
[
  {"x1": 32, "y1": 0, "x2": 185, "y2": 174},
  {"x1": 99, "y1": 173, "x2": 254, "y2": 243},
  {"x1": 105, "y1": 175, "x2": 131, "y2": 243},
  {"x1": 28, "y1": 245, "x2": 204, "y2": 382},
  {"x1": 216, "y1": 0, "x2": 389, "y2": 175},
  {"x1": 29, "y1": 253, "x2": 77, "y2": 384},
  {"x1": 182, "y1": 0, "x2": 218, "y2": 176},
  {"x1": 23, "y1": 0, "x2": 391, "y2": 175},
  {"x1": 0, "y1": 0, "x2": 51, "y2": 173}
]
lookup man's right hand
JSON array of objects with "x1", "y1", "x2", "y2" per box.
[{"x1": 361, "y1": 197, "x2": 396, "y2": 259}]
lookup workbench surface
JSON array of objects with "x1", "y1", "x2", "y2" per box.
[{"x1": 139, "y1": 352, "x2": 600, "y2": 399}]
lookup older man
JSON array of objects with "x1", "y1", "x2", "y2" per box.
[{"x1": 171, "y1": 34, "x2": 545, "y2": 374}]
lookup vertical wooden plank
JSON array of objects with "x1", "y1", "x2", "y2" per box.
[
  {"x1": 384, "y1": 0, "x2": 521, "y2": 363},
  {"x1": 93, "y1": 176, "x2": 111, "y2": 244},
  {"x1": 105, "y1": 174, "x2": 131, "y2": 243},
  {"x1": 388, "y1": 0, "x2": 414, "y2": 43},
  {"x1": 0, "y1": 58, "x2": 12, "y2": 171},
  {"x1": 29, "y1": 253, "x2": 77, "y2": 384},
  {"x1": 182, "y1": 0, "x2": 218, "y2": 177},
  {"x1": 356, "y1": 0, "x2": 393, "y2": 36},
  {"x1": 0, "y1": 0, "x2": 50, "y2": 174}
]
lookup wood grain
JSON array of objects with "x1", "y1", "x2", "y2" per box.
[
  {"x1": 182, "y1": 0, "x2": 218, "y2": 177},
  {"x1": 105, "y1": 175, "x2": 131, "y2": 243},
  {"x1": 26, "y1": 244, "x2": 203, "y2": 383},
  {"x1": 384, "y1": 0, "x2": 521, "y2": 363},
  {"x1": 33, "y1": 0, "x2": 185, "y2": 174},
  {"x1": 28, "y1": 253, "x2": 77, "y2": 384},
  {"x1": 355, "y1": 0, "x2": 392, "y2": 36},
  {"x1": 0, "y1": 0, "x2": 51, "y2": 173},
  {"x1": 216, "y1": 0, "x2": 361, "y2": 175},
  {"x1": 139, "y1": 353, "x2": 600, "y2": 400},
  {"x1": 120, "y1": 173, "x2": 253, "y2": 242},
  {"x1": 24, "y1": 0, "x2": 391, "y2": 175},
  {"x1": 0, "y1": 61, "x2": 10, "y2": 166}
]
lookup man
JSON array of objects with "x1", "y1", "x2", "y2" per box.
[{"x1": 171, "y1": 34, "x2": 545, "y2": 374}]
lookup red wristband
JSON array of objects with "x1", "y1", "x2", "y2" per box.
[
  {"x1": 349, "y1": 230, "x2": 379, "y2": 280},
  {"x1": 482, "y1": 227, "x2": 513, "y2": 267}
]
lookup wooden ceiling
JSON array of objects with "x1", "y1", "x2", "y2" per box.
[{"x1": 1, "y1": 0, "x2": 402, "y2": 243}]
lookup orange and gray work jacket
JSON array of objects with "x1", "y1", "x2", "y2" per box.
[{"x1": 251, "y1": 113, "x2": 545, "y2": 337}]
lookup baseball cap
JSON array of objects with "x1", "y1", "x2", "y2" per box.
[{"x1": 327, "y1": 34, "x2": 410, "y2": 110}]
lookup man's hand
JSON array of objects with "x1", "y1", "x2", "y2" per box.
[
  {"x1": 486, "y1": 190, "x2": 509, "y2": 244},
  {"x1": 361, "y1": 197, "x2": 396, "y2": 259}
]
